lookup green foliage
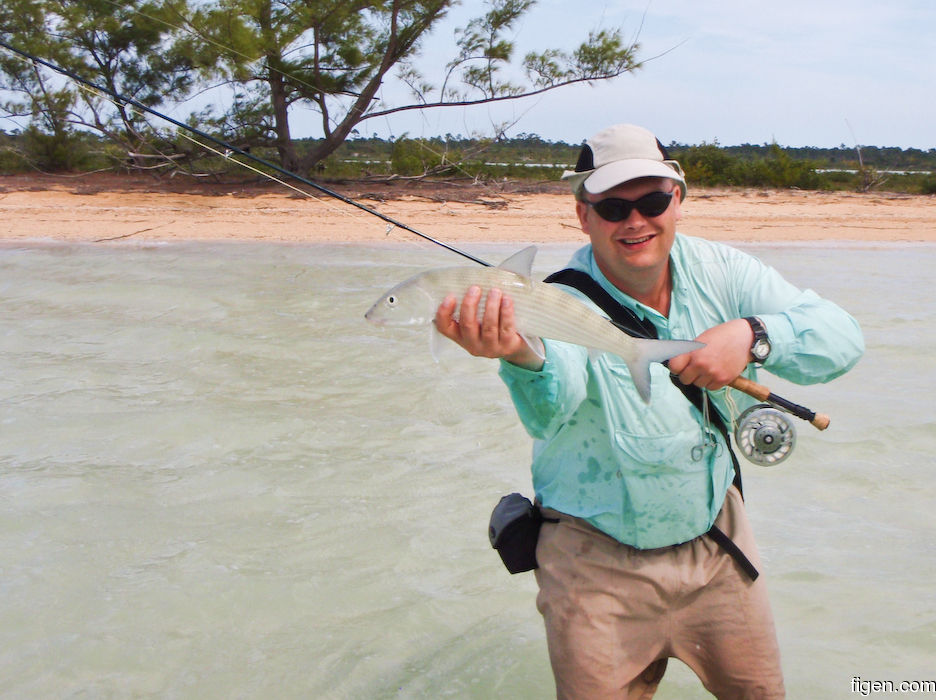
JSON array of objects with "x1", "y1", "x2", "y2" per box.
[
  {"x1": 675, "y1": 142, "x2": 827, "y2": 190},
  {"x1": 753, "y1": 144, "x2": 825, "y2": 189},
  {"x1": 182, "y1": 0, "x2": 643, "y2": 173},
  {"x1": 1, "y1": 0, "x2": 645, "y2": 175},
  {"x1": 21, "y1": 126, "x2": 85, "y2": 171},
  {"x1": 1, "y1": 120, "x2": 934, "y2": 194},
  {"x1": 0, "y1": 4, "x2": 933, "y2": 190},
  {"x1": 0, "y1": 131, "x2": 30, "y2": 172},
  {"x1": 920, "y1": 176, "x2": 936, "y2": 195},
  {"x1": 0, "y1": 128, "x2": 116, "y2": 172},
  {"x1": 678, "y1": 143, "x2": 735, "y2": 186},
  {"x1": 187, "y1": 0, "x2": 455, "y2": 171},
  {"x1": 570, "y1": 28, "x2": 639, "y2": 78},
  {"x1": 452, "y1": 0, "x2": 535, "y2": 98},
  {"x1": 390, "y1": 138, "x2": 441, "y2": 176},
  {"x1": 0, "y1": 0, "x2": 194, "y2": 170}
]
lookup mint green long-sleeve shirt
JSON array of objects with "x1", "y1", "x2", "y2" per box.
[{"x1": 498, "y1": 235, "x2": 864, "y2": 549}]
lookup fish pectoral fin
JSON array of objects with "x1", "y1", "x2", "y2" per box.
[
  {"x1": 430, "y1": 324, "x2": 445, "y2": 362},
  {"x1": 497, "y1": 245, "x2": 537, "y2": 277},
  {"x1": 521, "y1": 334, "x2": 545, "y2": 360}
]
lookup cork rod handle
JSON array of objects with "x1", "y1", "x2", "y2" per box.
[{"x1": 728, "y1": 376, "x2": 831, "y2": 431}]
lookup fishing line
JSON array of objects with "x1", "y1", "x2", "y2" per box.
[
  {"x1": 0, "y1": 38, "x2": 833, "y2": 435},
  {"x1": 97, "y1": 0, "x2": 330, "y2": 101},
  {"x1": 31, "y1": 0, "x2": 549, "y2": 250},
  {"x1": 96, "y1": 0, "x2": 517, "y2": 213},
  {"x1": 0, "y1": 38, "x2": 493, "y2": 267},
  {"x1": 74, "y1": 77, "x2": 391, "y2": 238},
  {"x1": 160, "y1": 111, "x2": 456, "y2": 253},
  {"x1": 173, "y1": 130, "x2": 323, "y2": 199},
  {"x1": 72, "y1": 68, "x2": 368, "y2": 232}
]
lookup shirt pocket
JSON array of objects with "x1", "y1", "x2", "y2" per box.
[
  {"x1": 612, "y1": 427, "x2": 706, "y2": 477},
  {"x1": 602, "y1": 361, "x2": 698, "y2": 432}
]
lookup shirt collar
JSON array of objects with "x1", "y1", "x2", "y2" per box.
[{"x1": 576, "y1": 237, "x2": 687, "y2": 322}]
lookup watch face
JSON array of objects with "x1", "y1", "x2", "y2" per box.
[{"x1": 752, "y1": 338, "x2": 770, "y2": 361}]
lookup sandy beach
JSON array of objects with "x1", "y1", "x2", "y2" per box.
[{"x1": 0, "y1": 173, "x2": 933, "y2": 244}]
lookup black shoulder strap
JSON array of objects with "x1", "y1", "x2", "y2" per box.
[
  {"x1": 543, "y1": 268, "x2": 741, "y2": 489},
  {"x1": 544, "y1": 268, "x2": 757, "y2": 579},
  {"x1": 543, "y1": 269, "x2": 658, "y2": 339}
]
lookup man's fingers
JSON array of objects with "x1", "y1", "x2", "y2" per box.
[
  {"x1": 481, "y1": 288, "x2": 503, "y2": 343},
  {"x1": 499, "y1": 295, "x2": 516, "y2": 341},
  {"x1": 670, "y1": 350, "x2": 710, "y2": 389},
  {"x1": 434, "y1": 294, "x2": 459, "y2": 338},
  {"x1": 673, "y1": 353, "x2": 736, "y2": 390},
  {"x1": 433, "y1": 287, "x2": 529, "y2": 359},
  {"x1": 666, "y1": 352, "x2": 690, "y2": 375},
  {"x1": 459, "y1": 286, "x2": 482, "y2": 343},
  {"x1": 677, "y1": 366, "x2": 702, "y2": 387}
]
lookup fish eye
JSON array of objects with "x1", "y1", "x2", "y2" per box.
[{"x1": 387, "y1": 295, "x2": 397, "y2": 306}]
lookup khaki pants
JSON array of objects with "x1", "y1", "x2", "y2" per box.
[{"x1": 535, "y1": 487, "x2": 784, "y2": 699}]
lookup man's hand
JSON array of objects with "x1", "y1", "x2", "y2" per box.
[
  {"x1": 667, "y1": 318, "x2": 755, "y2": 390},
  {"x1": 434, "y1": 286, "x2": 544, "y2": 370}
]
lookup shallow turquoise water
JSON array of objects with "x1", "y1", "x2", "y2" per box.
[{"x1": 0, "y1": 240, "x2": 933, "y2": 698}]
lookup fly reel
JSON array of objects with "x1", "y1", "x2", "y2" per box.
[{"x1": 734, "y1": 404, "x2": 797, "y2": 466}]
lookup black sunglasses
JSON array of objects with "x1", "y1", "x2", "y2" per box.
[{"x1": 585, "y1": 191, "x2": 674, "y2": 222}]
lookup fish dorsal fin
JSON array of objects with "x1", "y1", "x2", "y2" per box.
[{"x1": 497, "y1": 245, "x2": 537, "y2": 277}]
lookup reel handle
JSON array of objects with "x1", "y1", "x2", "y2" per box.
[{"x1": 728, "y1": 376, "x2": 831, "y2": 431}]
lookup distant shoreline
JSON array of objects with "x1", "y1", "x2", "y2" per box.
[{"x1": 1, "y1": 173, "x2": 933, "y2": 244}]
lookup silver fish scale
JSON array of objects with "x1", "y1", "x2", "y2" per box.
[{"x1": 417, "y1": 267, "x2": 640, "y2": 363}]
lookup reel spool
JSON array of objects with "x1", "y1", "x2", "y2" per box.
[{"x1": 734, "y1": 404, "x2": 797, "y2": 466}]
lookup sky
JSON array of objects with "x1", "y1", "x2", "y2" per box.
[{"x1": 290, "y1": 0, "x2": 936, "y2": 149}]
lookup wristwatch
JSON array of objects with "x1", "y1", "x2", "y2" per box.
[{"x1": 744, "y1": 316, "x2": 771, "y2": 363}]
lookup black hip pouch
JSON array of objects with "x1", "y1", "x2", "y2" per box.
[{"x1": 488, "y1": 493, "x2": 557, "y2": 574}]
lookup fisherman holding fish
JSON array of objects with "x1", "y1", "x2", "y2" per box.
[{"x1": 432, "y1": 124, "x2": 864, "y2": 699}]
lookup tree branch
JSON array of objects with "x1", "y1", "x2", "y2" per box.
[{"x1": 360, "y1": 69, "x2": 635, "y2": 122}]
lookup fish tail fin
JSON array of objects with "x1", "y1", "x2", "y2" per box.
[{"x1": 627, "y1": 338, "x2": 704, "y2": 403}]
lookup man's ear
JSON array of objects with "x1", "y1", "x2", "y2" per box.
[{"x1": 575, "y1": 199, "x2": 590, "y2": 231}]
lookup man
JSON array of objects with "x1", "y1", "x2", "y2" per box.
[{"x1": 435, "y1": 124, "x2": 864, "y2": 699}]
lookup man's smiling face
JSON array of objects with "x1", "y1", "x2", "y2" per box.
[{"x1": 576, "y1": 176, "x2": 683, "y2": 294}]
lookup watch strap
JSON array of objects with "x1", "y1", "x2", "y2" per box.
[{"x1": 744, "y1": 316, "x2": 770, "y2": 361}]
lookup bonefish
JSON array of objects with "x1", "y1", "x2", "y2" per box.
[{"x1": 365, "y1": 246, "x2": 702, "y2": 403}]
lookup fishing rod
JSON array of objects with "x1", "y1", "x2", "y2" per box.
[
  {"x1": 0, "y1": 39, "x2": 831, "y2": 446},
  {"x1": 0, "y1": 38, "x2": 491, "y2": 268}
]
